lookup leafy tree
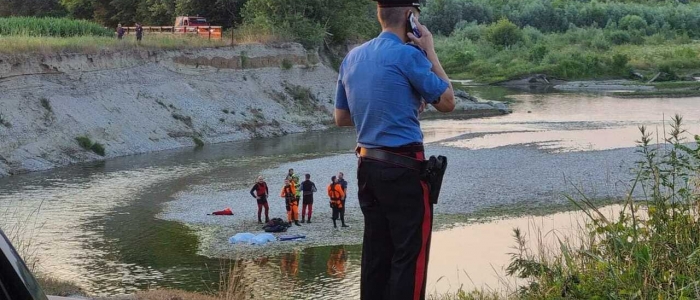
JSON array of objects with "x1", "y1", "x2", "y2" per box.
[
  {"x1": 61, "y1": 0, "x2": 93, "y2": 19},
  {"x1": 422, "y1": 0, "x2": 463, "y2": 35},
  {"x1": 143, "y1": 0, "x2": 176, "y2": 25},
  {"x1": 242, "y1": 0, "x2": 377, "y2": 48},
  {"x1": 486, "y1": 18, "x2": 522, "y2": 47},
  {"x1": 0, "y1": 0, "x2": 65, "y2": 17},
  {"x1": 619, "y1": 14, "x2": 647, "y2": 31}
]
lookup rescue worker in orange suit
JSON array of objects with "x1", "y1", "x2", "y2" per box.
[
  {"x1": 300, "y1": 174, "x2": 317, "y2": 223},
  {"x1": 327, "y1": 246, "x2": 348, "y2": 278},
  {"x1": 328, "y1": 176, "x2": 347, "y2": 228},
  {"x1": 281, "y1": 179, "x2": 301, "y2": 226},
  {"x1": 250, "y1": 176, "x2": 270, "y2": 224}
]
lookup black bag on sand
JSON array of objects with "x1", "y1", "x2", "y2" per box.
[{"x1": 263, "y1": 218, "x2": 290, "y2": 233}]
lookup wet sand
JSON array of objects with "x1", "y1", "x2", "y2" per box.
[{"x1": 427, "y1": 205, "x2": 627, "y2": 294}]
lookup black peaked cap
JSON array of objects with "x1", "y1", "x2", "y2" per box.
[{"x1": 373, "y1": 0, "x2": 421, "y2": 10}]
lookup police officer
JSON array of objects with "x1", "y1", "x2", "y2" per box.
[{"x1": 334, "y1": 0, "x2": 455, "y2": 299}]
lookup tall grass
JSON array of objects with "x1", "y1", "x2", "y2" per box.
[
  {"x1": 0, "y1": 199, "x2": 45, "y2": 272},
  {"x1": 0, "y1": 17, "x2": 112, "y2": 37}
]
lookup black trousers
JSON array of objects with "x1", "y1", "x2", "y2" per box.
[{"x1": 358, "y1": 145, "x2": 432, "y2": 300}]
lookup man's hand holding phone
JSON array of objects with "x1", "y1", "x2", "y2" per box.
[{"x1": 407, "y1": 17, "x2": 435, "y2": 54}]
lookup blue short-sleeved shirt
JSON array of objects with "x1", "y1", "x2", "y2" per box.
[{"x1": 335, "y1": 32, "x2": 449, "y2": 148}]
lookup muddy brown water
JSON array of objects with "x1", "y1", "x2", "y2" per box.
[{"x1": 0, "y1": 90, "x2": 698, "y2": 298}]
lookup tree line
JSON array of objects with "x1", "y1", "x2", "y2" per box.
[{"x1": 421, "y1": 0, "x2": 700, "y2": 37}]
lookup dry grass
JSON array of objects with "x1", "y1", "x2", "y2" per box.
[
  {"x1": 37, "y1": 276, "x2": 85, "y2": 297},
  {"x1": 226, "y1": 24, "x2": 293, "y2": 46},
  {"x1": 0, "y1": 199, "x2": 45, "y2": 271}
]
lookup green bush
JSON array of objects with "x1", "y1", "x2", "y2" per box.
[
  {"x1": 607, "y1": 30, "x2": 632, "y2": 45},
  {"x1": 76, "y1": 136, "x2": 106, "y2": 156},
  {"x1": 281, "y1": 58, "x2": 293, "y2": 70},
  {"x1": 657, "y1": 65, "x2": 679, "y2": 81},
  {"x1": 193, "y1": 137, "x2": 204, "y2": 148},
  {"x1": 90, "y1": 143, "x2": 105, "y2": 156},
  {"x1": 75, "y1": 136, "x2": 92, "y2": 150},
  {"x1": 452, "y1": 22, "x2": 487, "y2": 41},
  {"x1": 40, "y1": 98, "x2": 52, "y2": 112},
  {"x1": 529, "y1": 44, "x2": 548, "y2": 63},
  {"x1": 611, "y1": 53, "x2": 630, "y2": 76},
  {"x1": 486, "y1": 18, "x2": 523, "y2": 48},
  {"x1": 619, "y1": 14, "x2": 648, "y2": 32}
]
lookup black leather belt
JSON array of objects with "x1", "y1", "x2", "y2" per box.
[{"x1": 358, "y1": 147, "x2": 424, "y2": 170}]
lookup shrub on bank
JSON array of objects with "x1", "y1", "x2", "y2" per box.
[
  {"x1": 75, "y1": 136, "x2": 106, "y2": 156},
  {"x1": 75, "y1": 136, "x2": 92, "y2": 150},
  {"x1": 193, "y1": 137, "x2": 204, "y2": 148}
]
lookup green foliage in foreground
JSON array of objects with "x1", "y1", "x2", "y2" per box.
[
  {"x1": 507, "y1": 116, "x2": 700, "y2": 299},
  {"x1": 0, "y1": 17, "x2": 112, "y2": 37},
  {"x1": 433, "y1": 116, "x2": 700, "y2": 299}
]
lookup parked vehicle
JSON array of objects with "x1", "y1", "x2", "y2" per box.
[{"x1": 118, "y1": 16, "x2": 223, "y2": 40}]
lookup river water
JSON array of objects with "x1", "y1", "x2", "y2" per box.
[{"x1": 0, "y1": 90, "x2": 698, "y2": 298}]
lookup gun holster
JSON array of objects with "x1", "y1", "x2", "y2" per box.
[{"x1": 421, "y1": 155, "x2": 448, "y2": 204}]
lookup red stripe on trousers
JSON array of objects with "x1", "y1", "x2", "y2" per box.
[{"x1": 413, "y1": 152, "x2": 430, "y2": 300}]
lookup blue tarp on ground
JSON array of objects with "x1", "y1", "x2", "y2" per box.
[{"x1": 229, "y1": 232, "x2": 278, "y2": 245}]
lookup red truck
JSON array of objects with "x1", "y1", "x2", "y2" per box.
[
  {"x1": 174, "y1": 16, "x2": 222, "y2": 38},
  {"x1": 122, "y1": 16, "x2": 223, "y2": 39}
]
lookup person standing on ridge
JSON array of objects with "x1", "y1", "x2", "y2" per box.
[
  {"x1": 327, "y1": 176, "x2": 346, "y2": 228},
  {"x1": 334, "y1": 0, "x2": 455, "y2": 298},
  {"x1": 135, "y1": 23, "x2": 143, "y2": 44},
  {"x1": 281, "y1": 179, "x2": 301, "y2": 226},
  {"x1": 300, "y1": 174, "x2": 317, "y2": 223},
  {"x1": 250, "y1": 176, "x2": 270, "y2": 224},
  {"x1": 117, "y1": 24, "x2": 125, "y2": 40},
  {"x1": 337, "y1": 172, "x2": 349, "y2": 227}
]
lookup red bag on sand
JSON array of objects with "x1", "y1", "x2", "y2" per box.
[{"x1": 211, "y1": 208, "x2": 233, "y2": 215}]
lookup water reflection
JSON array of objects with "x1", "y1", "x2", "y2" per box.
[{"x1": 326, "y1": 247, "x2": 348, "y2": 279}]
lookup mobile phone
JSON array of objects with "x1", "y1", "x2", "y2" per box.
[{"x1": 408, "y1": 12, "x2": 421, "y2": 38}]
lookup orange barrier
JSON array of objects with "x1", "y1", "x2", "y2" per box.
[{"x1": 120, "y1": 26, "x2": 223, "y2": 40}]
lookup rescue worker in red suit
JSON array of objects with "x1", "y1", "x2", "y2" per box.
[{"x1": 250, "y1": 176, "x2": 270, "y2": 224}]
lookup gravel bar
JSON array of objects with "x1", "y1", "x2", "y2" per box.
[{"x1": 159, "y1": 142, "x2": 641, "y2": 259}]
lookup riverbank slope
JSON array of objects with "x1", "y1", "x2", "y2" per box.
[
  {"x1": 0, "y1": 44, "x2": 338, "y2": 177},
  {"x1": 0, "y1": 43, "x2": 511, "y2": 178}
]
